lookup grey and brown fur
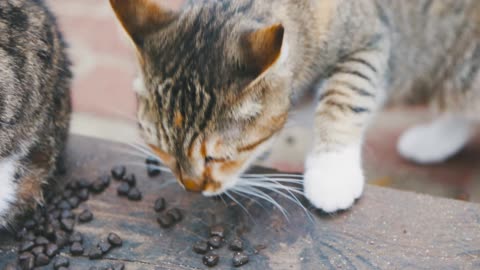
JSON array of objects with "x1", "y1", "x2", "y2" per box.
[
  {"x1": 0, "y1": 0, "x2": 71, "y2": 226},
  {"x1": 111, "y1": 0, "x2": 480, "y2": 212}
]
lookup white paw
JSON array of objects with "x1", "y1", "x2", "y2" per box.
[
  {"x1": 303, "y1": 145, "x2": 364, "y2": 213},
  {"x1": 0, "y1": 157, "x2": 18, "y2": 227},
  {"x1": 397, "y1": 116, "x2": 473, "y2": 164}
]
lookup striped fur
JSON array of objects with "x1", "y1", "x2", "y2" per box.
[
  {"x1": 111, "y1": 0, "x2": 480, "y2": 211},
  {"x1": 0, "y1": 0, "x2": 72, "y2": 226}
]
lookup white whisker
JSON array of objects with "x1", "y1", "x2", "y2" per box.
[
  {"x1": 224, "y1": 191, "x2": 255, "y2": 222},
  {"x1": 233, "y1": 186, "x2": 289, "y2": 220},
  {"x1": 243, "y1": 173, "x2": 303, "y2": 179}
]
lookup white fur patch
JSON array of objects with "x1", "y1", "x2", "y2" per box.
[
  {"x1": 0, "y1": 157, "x2": 18, "y2": 223},
  {"x1": 303, "y1": 145, "x2": 364, "y2": 213},
  {"x1": 397, "y1": 115, "x2": 473, "y2": 164},
  {"x1": 132, "y1": 75, "x2": 147, "y2": 96}
]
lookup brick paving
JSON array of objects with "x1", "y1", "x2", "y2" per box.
[{"x1": 45, "y1": 0, "x2": 479, "y2": 203}]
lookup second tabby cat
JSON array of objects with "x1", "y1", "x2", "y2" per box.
[{"x1": 110, "y1": 0, "x2": 480, "y2": 213}]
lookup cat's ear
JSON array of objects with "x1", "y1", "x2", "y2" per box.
[
  {"x1": 241, "y1": 24, "x2": 285, "y2": 76},
  {"x1": 109, "y1": 0, "x2": 177, "y2": 46}
]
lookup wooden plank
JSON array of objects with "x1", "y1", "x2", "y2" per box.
[{"x1": 1, "y1": 135, "x2": 479, "y2": 269}]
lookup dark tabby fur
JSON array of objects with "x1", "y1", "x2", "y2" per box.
[
  {"x1": 0, "y1": 0, "x2": 71, "y2": 226},
  {"x1": 111, "y1": 0, "x2": 479, "y2": 213}
]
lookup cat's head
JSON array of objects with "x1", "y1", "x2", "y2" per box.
[{"x1": 110, "y1": 0, "x2": 291, "y2": 195}]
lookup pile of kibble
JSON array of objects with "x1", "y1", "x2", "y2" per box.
[
  {"x1": 5, "y1": 156, "x2": 256, "y2": 269},
  {"x1": 4, "y1": 171, "x2": 125, "y2": 270},
  {"x1": 191, "y1": 225, "x2": 250, "y2": 267}
]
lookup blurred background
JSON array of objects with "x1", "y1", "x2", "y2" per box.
[{"x1": 46, "y1": 0, "x2": 480, "y2": 202}]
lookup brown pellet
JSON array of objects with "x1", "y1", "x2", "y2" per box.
[
  {"x1": 157, "y1": 214, "x2": 174, "y2": 228},
  {"x1": 146, "y1": 156, "x2": 160, "y2": 165},
  {"x1": 34, "y1": 253, "x2": 50, "y2": 267},
  {"x1": 166, "y1": 208, "x2": 182, "y2": 222},
  {"x1": 98, "y1": 241, "x2": 112, "y2": 254},
  {"x1": 88, "y1": 246, "x2": 103, "y2": 260},
  {"x1": 53, "y1": 256, "x2": 69, "y2": 269},
  {"x1": 54, "y1": 230, "x2": 69, "y2": 248},
  {"x1": 203, "y1": 254, "x2": 219, "y2": 267},
  {"x1": 31, "y1": 246, "x2": 45, "y2": 256},
  {"x1": 99, "y1": 175, "x2": 111, "y2": 188},
  {"x1": 70, "y1": 242, "x2": 84, "y2": 256},
  {"x1": 91, "y1": 180, "x2": 106, "y2": 193},
  {"x1": 69, "y1": 232, "x2": 83, "y2": 244},
  {"x1": 77, "y1": 179, "x2": 93, "y2": 189},
  {"x1": 232, "y1": 252, "x2": 249, "y2": 267},
  {"x1": 107, "y1": 233, "x2": 123, "y2": 247},
  {"x1": 19, "y1": 241, "x2": 35, "y2": 252},
  {"x1": 77, "y1": 188, "x2": 90, "y2": 201},
  {"x1": 78, "y1": 209, "x2": 93, "y2": 223},
  {"x1": 60, "y1": 218, "x2": 75, "y2": 232},
  {"x1": 154, "y1": 198, "x2": 166, "y2": 212},
  {"x1": 61, "y1": 210, "x2": 75, "y2": 219},
  {"x1": 192, "y1": 241, "x2": 209, "y2": 254},
  {"x1": 127, "y1": 187, "x2": 142, "y2": 201},
  {"x1": 208, "y1": 236, "x2": 222, "y2": 249},
  {"x1": 19, "y1": 252, "x2": 35, "y2": 270},
  {"x1": 111, "y1": 165, "x2": 126, "y2": 180},
  {"x1": 57, "y1": 200, "x2": 71, "y2": 210},
  {"x1": 117, "y1": 182, "x2": 130, "y2": 196},
  {"x1": 229, "y1": 238, "x2": 244, "y2": 251},
  {"x1": 24, "y1": 219, "x2": 36, "y2": 230},
  {"x1": 68, "y1": 196, "x2": 80, "y2": 208},
  {"x1": 35, "y1": 236, "x2": 49, "y2": 246},
  {"x1": 210, "y1": 225, "x2": 225, "y2": 238},
  {"x1": 147, "y1": 165, "x2": 161, "y2": 177},
  {"x1": 124, "y1": 174, "x2": 136, "y2": 186},
  {"x1": 46, "y1": 243, "x2": 59, "y2": 257}
]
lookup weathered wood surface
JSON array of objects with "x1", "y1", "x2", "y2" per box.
[{"x1": 1, "y1": 135, "x2": 479, "y2": 270}]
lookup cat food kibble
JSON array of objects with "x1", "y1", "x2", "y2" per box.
[
  {"x1": 157, "y1": 214, "x2": 174, "y2": 228},
  {"x1": 53, "y1": 257, "x2": 69, "y2": 269},
  {"x1": 69, "y1": 232, "x2": 83, "y2": 244},
  {"x1": 232, "y1": 252, "x2": 249, "y2": 267},
  {"x1": 99, "y1": 175, "x2": 111, "y2": 187},
  {"x1": 31, "y1": 246, "x2": 45, "y2": 256},
  {"x1": 78, "y1": 179, "x2": 93, "y2": 189},
  {"x1": 127, "y1": 187, "x2": 142, "y2": 201},
  {"x1": 78, "y1": 188, "x2": 90, "y2": 201},
  {"x1": 210, "y1": 225, "x2": 225, "y2": 238},
  {"x1": 61, "y1": 209, "x2": 74, "y2": 219},
  {"x1": 91, "y1": 179, "x2": 106, "y2": 193},
  {"x1": 88, "y1": 246, "x2": 104, "y2": 260},
  {"x1": 203, "y1": 254, "x2": 220, "y2": 267},
  {"x1": 124, "y1": 173, "x2": 136, "y2": 186},
  {"x1": 34, "y1": 253, "x2": 50, "y2": 267},
  {"x1": 147, "y1": 164, "x2": 161, "y2": 177},
  {"x1": 35, "y1": 236, "x2": 49, "y2": 246},
  {"x1": 208, "y1": 236, "x2": 222, "y2": 249},
  {"x1": 146, "y1": 156, "x2": 160, "y2": 165},
  {"x1": 193, "y1": 241, "x2": 209, "y2": 254},
  {"x1": 60, "y1": 218, "x2": 75, "y2": 232},
  {"x1": 79, "y1": 209, "x2": 94, "y2": 223},
  {"x1": 70, "y1": 242, "x2": 84, "y2": 256},
  {"x1": 117, "y1": 182, "x2": 130, "y2": 196},
  {"x1": 46, "y1": 243, "x2": 59, "y2": 257},
  {"x1": 107, "y1": 233, "x2": 123, "y2": 247},
  {"x1": 19, "y1": 252, "x2": 35, "y2": 270},
  {"x1": 111, "y1": 165, "x2": 126, "y2": 180},
  {"x1": 154, "y1": 197, "x2": 166, "y2": 212},
  {"x1": 229, "y1": 238, "x2": 244, "y2": 251},
  {"x1": 166, "y1": 208, "x2": 182, "y2": 222},
  {"x1": 20, "y1": 240, "x2": 35, "y2": 252},
  {"x1": 98, "y1": 241, "x2": 112, "y2": 254}
]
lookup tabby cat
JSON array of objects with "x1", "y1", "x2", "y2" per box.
[
  {"x1": 110, "y1": 0, "x2": 480, "y2": 213},
  {"x1": 0, "y1": 0, "x2": 71, "y2": 226}
]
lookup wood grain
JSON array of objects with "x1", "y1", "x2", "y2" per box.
[{"x1": 0, "y1": 135, "x2": 479, "y2": 269}]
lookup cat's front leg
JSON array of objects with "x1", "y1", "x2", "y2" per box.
[{"x1": 305, "y1": 46, "x2": 389, "y2": 213}]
